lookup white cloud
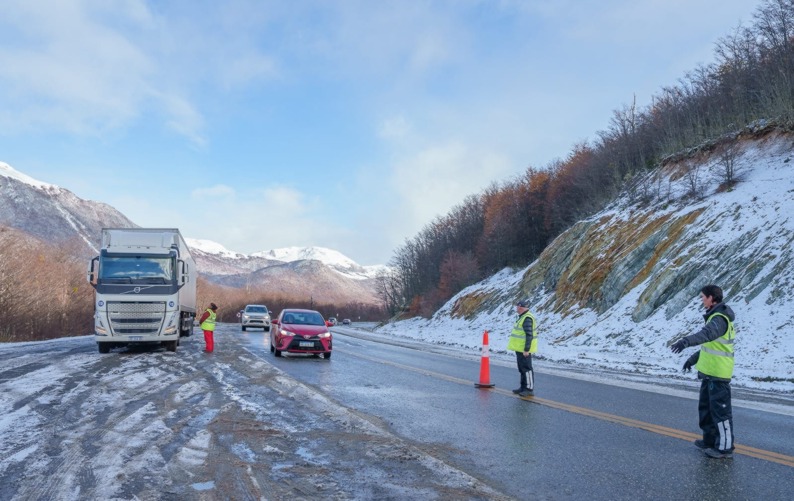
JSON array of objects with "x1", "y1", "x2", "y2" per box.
[
  {"x1": 151, "y1": 185, "x2": 347, "y2": 255},
  {"x1": 378, "y1": 116, "x2": 412, "y2": 141},
  {"x1": 388, "y1": 142, "x2": 512, "y2": 237}
]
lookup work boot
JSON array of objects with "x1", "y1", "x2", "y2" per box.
[
  {"x1": 518, "y1": 389, "x2": 534, "y2": 397},
  {"x1": 704, "y1": 448, "x2": 734, "y2": 459},
  {"x1": 693, "y1": 439, "x2": 711, "y2": 450},
  {"x1": 512, "y1": 388, "x2": 526, "y2": 394}
]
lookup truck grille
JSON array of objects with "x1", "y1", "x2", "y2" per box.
[{"x1": 107, "y1": 301, "x2": 166, "y2": 335}]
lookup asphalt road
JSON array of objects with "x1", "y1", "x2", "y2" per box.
[
  {"x1": 2, "y1": 323, "x2": 792, "y2": 500},
  {"x1": 249, "y1": 325, "x2": 794, "y2": 500}
]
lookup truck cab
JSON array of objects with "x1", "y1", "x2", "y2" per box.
[{"x1": 88, "y1": 228, "x2": 197, "y2": 353}]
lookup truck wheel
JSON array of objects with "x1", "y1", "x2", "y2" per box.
[
  {"x1": 165, "y1": 340, "x2": 178, "y2": 352},
  {"x1": 98, "y1": 343, "x2": 110, "y2": 354}
]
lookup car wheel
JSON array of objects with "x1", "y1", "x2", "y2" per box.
[
  {"x1": 242, "y1": 326, "x2": 246, "y2": 331},
  {"x1": 98, "y1": 343, "x2": 110, "y2": 354},
  {"x1": 270, "y1": 343, "x2": 275, "y2": 353},
  {"x1": 274, "y1": 349, "x2": 282, "y2": 357},
  {"x1": 165, "y1": 340, "x2": 177, "y2": 352},
  {"x1": 324, "y1": 351, "x2": 332, "y2": 360}
]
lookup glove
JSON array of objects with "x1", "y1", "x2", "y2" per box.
[
  {"x1": 683, "y1": 360, "x2": 693, "y2": 372},
  {"x1": 671, "y1": 338, "x2": 689, "y2": 354}
]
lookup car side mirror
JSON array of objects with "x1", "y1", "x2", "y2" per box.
[
  {"x1": 325, "y1": 320, "x2": 333, "y2": 327},
  {"x1": 272, "y1": 319, "x2": 280, "y2": 326}
]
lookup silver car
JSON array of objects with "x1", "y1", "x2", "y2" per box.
[{"x1": 241, "y1": 304, "x2": 271, "y2": 331}]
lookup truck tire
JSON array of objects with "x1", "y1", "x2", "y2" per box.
[{"x1": 98, "y1": 343, "x2": 110, "y2": 354}]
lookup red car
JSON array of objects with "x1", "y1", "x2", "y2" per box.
[{"x1": 270, "y1": 309, "x2": 333, "y2": 359}]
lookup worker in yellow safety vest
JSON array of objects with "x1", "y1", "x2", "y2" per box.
[
  {"x1": 508, "y1": 299, "x2": 538, "y2": 397},
  {"x1": 671, "y1": 284, "x2": 736, "y2": 459},
  {"x1": 199, "y1": 303, "x2": 219, "y2": 353}
]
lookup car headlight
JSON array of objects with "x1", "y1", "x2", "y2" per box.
[
  {"x1": 243, "y1": 314, "x2": 250, "y2": 320},
  {"x1": 317, "y1": 332, "x2": 331, "y2": 338}
]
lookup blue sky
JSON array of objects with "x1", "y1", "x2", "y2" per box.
[{"x1": 0, "y1": 0, "x2": 760, "y2": 265}]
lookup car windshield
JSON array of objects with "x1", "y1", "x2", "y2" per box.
[
  {"x1": 282, "y1": 312, "x2": 325, "y2": 326},
  {"x1": 246, "y1": 306, "x2": 268, "y2": 313}
]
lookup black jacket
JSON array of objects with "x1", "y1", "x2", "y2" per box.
[{"x1": 684, "y1": 302, "x2": 736, "y2": 381}]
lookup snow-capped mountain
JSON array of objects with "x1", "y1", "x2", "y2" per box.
[
  {"x1": 186, "y1": 239, "x2": 387, "y2": 306},
  {"x1": 0, "y1": 162, "x2": 136, "y2": 254},
  {"x1": 188, "y1": 239, "x2": 388, "y2": 280}
]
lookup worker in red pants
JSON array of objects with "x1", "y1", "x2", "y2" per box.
[{"x1": 199, "y1": 303, "x2": 218, "y2": 352}]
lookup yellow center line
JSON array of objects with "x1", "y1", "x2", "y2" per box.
[{"x1": 336, "y1": 347, "x2": 794, "y2": 468}]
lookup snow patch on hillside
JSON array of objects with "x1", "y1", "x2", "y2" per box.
[
  {"x1": 376, "y1": 134, "x2": 794, "y2": 393},
  {"x1": 0, "y1": 161, "x2": 54, "y2": 189}
]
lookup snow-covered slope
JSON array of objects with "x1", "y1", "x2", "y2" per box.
[
  {"x1": 0, "y1": 161, "x2": 137, "y2": 254},
  {"x1": 255, "y1": 246, "x2": 386, "y2": 280},
  {"x1": 377, "y1": 130, "x2": 794, "y2": 392}
]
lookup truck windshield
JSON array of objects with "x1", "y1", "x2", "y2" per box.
[{"x1": 100, "y1": 255, "x2": 175, "y2": 284}]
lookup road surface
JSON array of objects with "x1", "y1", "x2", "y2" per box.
[{"x1": 1, "y1": 323, "x2": 792, "y2": 500}]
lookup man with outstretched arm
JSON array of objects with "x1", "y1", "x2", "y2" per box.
[{"x1": 671, "y1": 284, "x2": 736, "y2": 459}]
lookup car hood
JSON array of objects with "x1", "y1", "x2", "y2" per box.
[{"x1": 280, "y1": 324, "x2": 329, "y2": 337}]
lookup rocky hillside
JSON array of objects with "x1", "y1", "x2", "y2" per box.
[
  {"x1": 0, "y1": 162, "x2": 136, "y2": 254},
  {"x1": 378, "y1": 129, "x2": 794, "y2": 389}
]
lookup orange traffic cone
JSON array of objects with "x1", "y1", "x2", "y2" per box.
[{"x1": 474, "y1": 330, "x2": 495, "y2": 388}]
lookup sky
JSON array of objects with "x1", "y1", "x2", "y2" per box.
[{"x1": 0, "y1": 0, "x2": 762, "y2": 265}]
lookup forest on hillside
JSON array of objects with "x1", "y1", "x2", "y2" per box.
[{"x1": 377, "y1": 0, "x2": 794, "y2": 318}]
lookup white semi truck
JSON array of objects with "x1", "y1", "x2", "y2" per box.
[{"x1": 87, "y1": 228, "x2": 197, "y2": 353}]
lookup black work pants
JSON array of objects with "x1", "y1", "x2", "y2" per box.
[
  {"x1": 698, "y1": 378, "x2": 734, "y2": 452},
  {"x1": 515, "y1": 352, "x2": 534, "y2": 390}
]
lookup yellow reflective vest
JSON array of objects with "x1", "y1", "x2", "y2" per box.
[
  {"x1": 507, "y1": 311, "x2": 537, "y2": 353},
  {"x1": 695, "y1": 312, "x2": 735, "y2": 379},
  {"x1": 200, "y1": 309, "x2": 217, "y2": 331}
]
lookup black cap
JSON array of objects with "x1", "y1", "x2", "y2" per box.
[
  {"x1": 210, "y1": 303, "x2": 218, "y2": 310},
  {"x1": 516, "y1": 299, "x2": 530, "y2": 308}
]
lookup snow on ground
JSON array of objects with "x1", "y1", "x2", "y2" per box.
[{"x1": 375, "y1": 135, "x2": 794, "y2": 395}]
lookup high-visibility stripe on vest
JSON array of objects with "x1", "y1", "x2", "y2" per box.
[
  {"x1": 200, "y1": 309, "x2": 217, "y2": 331},
  {"x1": 695, "y1": 311, "x2": 735, "y2": 379},
  {"x1": 508, "y1": 311, "x2": 537, "y2": 353}
]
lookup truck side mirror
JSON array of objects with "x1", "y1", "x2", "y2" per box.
[
  {"x1": 178, "y1": 259, "x2": 189, "y2": 284},
  {"x1": 87, "y1": 256, "x2": 99, "y2": 286}
]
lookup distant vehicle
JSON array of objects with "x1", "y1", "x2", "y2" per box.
[
  {"x1": 241, "y1": 304, "x2": 271, "y2": 331},
  {"x1": 328, "y1": 317, "x2": 337, "y2": 326},
  {"x1": 87, "y1": 228, "x2": 197, "y2": 354},
  {"x1": 270, "y1": 309, "x2": 333, "y2": 359},
  {"x1": 342, "y1": 318, "x2": 351, "y2": 325}
]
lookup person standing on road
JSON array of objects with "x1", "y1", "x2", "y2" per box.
[
  {"x1": 671, "y1": 284, "x2": 736, "y2": 459},
  {"x1": 508, "y1": 299, "x2": 537, "y2": 397},
  {"x1": 199, "y1": 303, "x2": 219, "y2": 353}
]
